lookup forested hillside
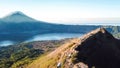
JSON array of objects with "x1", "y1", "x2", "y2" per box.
[{"x1": 0, "y1": 39, "x2": 69, "y2": 68}]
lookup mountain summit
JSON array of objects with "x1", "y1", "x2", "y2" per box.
[
  {"x1": 1, "y1": 11, "x2": 38, "y2": 23},
  {"x1": 27, "y1": 28, "x2": 120, "y2": 68}
]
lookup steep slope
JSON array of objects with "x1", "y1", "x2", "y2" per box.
[
  {"x1": 27, "y1": 38, "x2": 81, "y2": 68},
  {"x1": 27, "y1": 28, "x2": 120, "y2": 68},
  {"x1": 74, "y1": 28, "x2": 120, "y2": 68}
]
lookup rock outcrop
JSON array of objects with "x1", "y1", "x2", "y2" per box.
[
  {"x1": 27, "y1": 28, "x2": 120, "y2": 68},
  {"x1": 75, "y1": 28, "x2": 120, "y2": 68}
]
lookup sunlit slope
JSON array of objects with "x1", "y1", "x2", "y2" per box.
[
  {"x1": 27, "y1": 38, "x2": 80, "y2": 68},
  {"x1": 27, "y1": 28, "x2": 120, "y2": 68}
]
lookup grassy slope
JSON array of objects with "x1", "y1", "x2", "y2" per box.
[
  {"x1": 27, "y1": 38, "x2": 80, "y2": 68},
  {"x1": 0, "y1": 40, "x2": 66, "y2": 68}
]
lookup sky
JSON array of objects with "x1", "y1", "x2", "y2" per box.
[{"x1": 0, "y1": 0, "x2": 120, "y2": 24}]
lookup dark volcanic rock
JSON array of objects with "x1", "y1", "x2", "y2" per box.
[{"x1": 75, "y1": 28, "x2": 120, "y2": 68}]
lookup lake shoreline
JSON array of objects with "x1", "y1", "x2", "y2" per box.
[{"x1": 0, "y1": 33, "x2": 83, "y2": 46}]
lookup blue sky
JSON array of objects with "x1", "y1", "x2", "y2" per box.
[{"x1": 0, "y1": 0, "x2": 120, "y2": 24}]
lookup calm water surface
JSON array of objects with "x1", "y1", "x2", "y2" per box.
[{"x1": 0, "y1": 33, "x2": 83, "y2": 46}]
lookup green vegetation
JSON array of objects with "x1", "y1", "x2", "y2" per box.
[
  {"x1": 71, "y1": 52, "x2": 78, "y2": 64},
  {"x1": 0, "y1": 40, "x2": 63, "y2": 68},
  {"x1": 0, "y1": 43, "x2": 43, "y2": 68},
  {"x1": 61, "y1": 55, "x2": 67, "y2": 68},
  {"x1": 28, "y1": 54, "x2": 58, "y2": 68},
  {"x1": 27, "y1": 39, "x2": 77, "y2": 68}
]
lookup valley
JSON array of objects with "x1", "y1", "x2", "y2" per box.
[
  {"x1": 0, "y1": 39, "x2": 70, "y2": 68},
  {"x1": 0, "y1": 11, "x2": 120, "y2": 68}
]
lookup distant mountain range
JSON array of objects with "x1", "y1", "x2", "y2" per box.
[
  {"x1": 0, "y1": 11, "x2": 120, "y2": 42},
  {"x1": 0, "y1": 11, "x2": 99, "y2": 34},
  {"x1": 0, "y1": 11, "x2": 100, "y2": 42}
]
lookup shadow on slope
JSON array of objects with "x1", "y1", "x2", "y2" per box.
[
  {"x1": 75, "y1": 28, "x2": 120, "y2": 68},
  {"x1": 27, "y1": 28, "x2": 120, "y2": 68}
]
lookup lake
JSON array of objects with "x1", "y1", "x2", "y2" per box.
[{"x1": 0, "y1": 33, "x2": 83, "y2": 46}]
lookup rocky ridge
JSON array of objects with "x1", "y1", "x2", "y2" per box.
[{"x1": 27, "y1": 28, "x2": 120, "y2": 68}]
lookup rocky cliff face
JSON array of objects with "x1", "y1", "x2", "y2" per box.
[
  {"x1": 74, "y1": 28, "x2": 120, "y2": 68},
  {"x1": 27, "y1": 28, "x2": 120, "y2": 68}
]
